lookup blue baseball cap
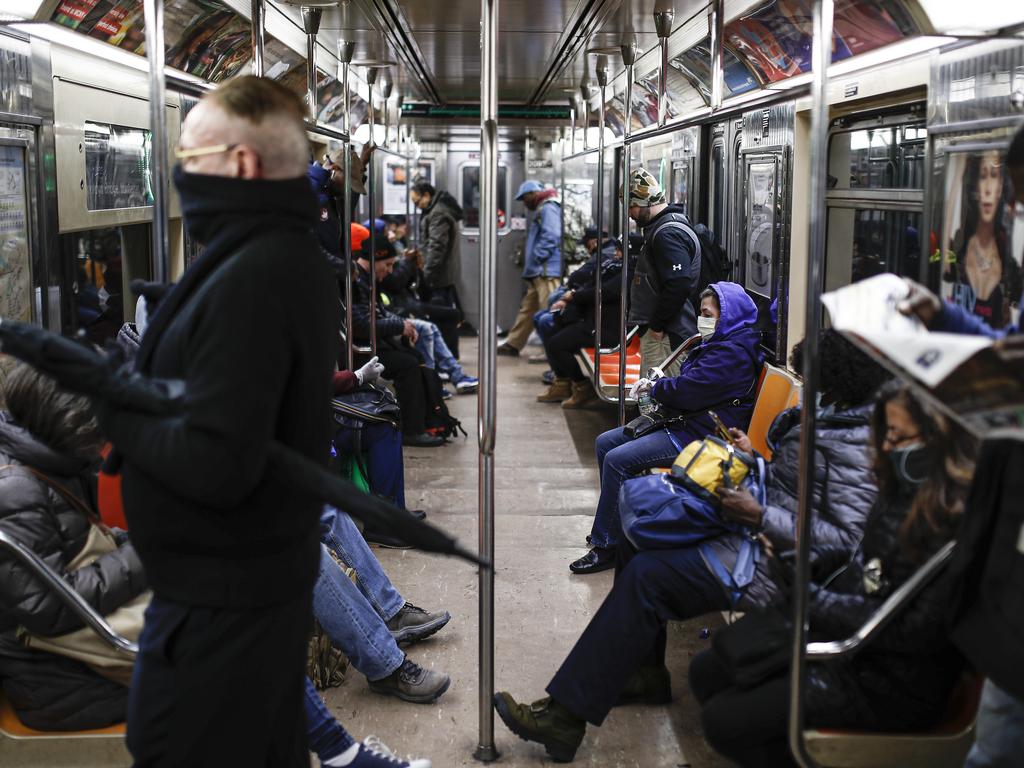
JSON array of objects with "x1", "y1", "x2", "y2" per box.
[{"x1": 515, "y1": 180, "x2": 544, "y2": 200}]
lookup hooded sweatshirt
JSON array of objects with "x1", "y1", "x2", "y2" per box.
[
  {"x1": 420, "y1": 190, "x2": 465, "y2": 290},
  {"x1": 523, "y1": 193, "x2": 562, "y2": 279},
  {"x1": 650, "y1": 281, "x2": 763, "y2": 439}
]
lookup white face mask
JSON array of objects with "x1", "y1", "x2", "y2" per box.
[{"x1": 697, "y1": 315, "x2": 717, "y2": 341}]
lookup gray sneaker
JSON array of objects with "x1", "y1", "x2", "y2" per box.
[
  {"x1": 368, "y1": 658, "x2": 451, "y2": 704},
  {"x1": 386, "y1": 602, "x2": 452, "y2": 645}
]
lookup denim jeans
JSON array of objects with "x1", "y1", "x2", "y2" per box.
[
  {"x1": 304, "y1": 676, "x2": 355, "y2": 761},
  {"x1": 533, "y1": 286, "x2": 567, "y2": 344},
  {"x1": 333, "y1": 422, "x2": 407, "y2": 509},
  {"x1": 312, "y1": 544, "x2": 404, "y2": 681},
  {"x1": 590, "y1": 426, "x2": 682, "y2": 549},
  {"x1": 964, "y1": 681, "x2": 1024, "y2": 768},
  {"x1": 320, "y1": 506, "x2": 405, "y2": 621},
  {"x1": 411, "y1": 318, "x2": 465, "y2": 381}
]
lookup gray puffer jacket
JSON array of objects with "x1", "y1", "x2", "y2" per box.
[
  {"x1": 702, "y1": 404, "x2": 876, "y2": 609},
  {"x1": 0, "y1": 414, "x2": 147, "y2": 730},
  {"x1": 420, "y1": 191, "x2": 463, "y2": 289}
]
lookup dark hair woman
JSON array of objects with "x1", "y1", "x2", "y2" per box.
[
  {"x1": 0, "y1": 365, "x2": 147, "y2": 731},
  {"x1": 688, "y1": 381, "x2": 974, "y2": 767}
]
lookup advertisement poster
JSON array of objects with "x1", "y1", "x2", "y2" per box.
[
  {"x1": 744, "y1": 159, "x2": 777, "y2": 298},
  {"x1": 941, "y1": 150, "x2": 1024, "y2": 330},
  {"x1": 672, "y1": 38, "x2": 760, "y2": 100},
  {"x1": 383, "y1": 161, "x2": 433, "y2": 216},
  {"x1": 0, "y1": 145, "x2": 32, "y2": 324}
]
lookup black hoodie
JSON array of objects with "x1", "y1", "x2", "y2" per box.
[{"x1": 420, "y1": 190, "x2": 464, "y2": 289}]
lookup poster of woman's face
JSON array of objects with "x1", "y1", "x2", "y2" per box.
[{"x1": 942, "y1": 149, "x2": 1023, "y2": 329}]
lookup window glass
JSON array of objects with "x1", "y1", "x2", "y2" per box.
[
  {"x1": 84, "y1": 121, "x2": 154, "y2": 211},
  {"x1": 826, "y1": 209, "x2": 921, "y2": 289},
  {"x1": 828, "y1": 124, "x2": 926, "y2": 190},
  {"x1": 461, "y1": 165, "x2": 507, "y2": 229}
]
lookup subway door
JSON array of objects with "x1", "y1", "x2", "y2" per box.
[{"x1": 450, "y1": 149, "x2": 526, "y2": 333}]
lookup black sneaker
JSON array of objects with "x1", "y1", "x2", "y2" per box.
[
  {"x1": 493, "y1": 692, "x2": 585, "y2": 763},
  {"x1": 346, "y1": 736, "x2": 431, "y2": 767},
  {"x1": 368, "y1": 658, "x2": 451, "y2": 704},
  {"x1": 386, "y1": 602, "x2": 451, "y2": 645},
  {"x1": 402, "y1": 432, "x2": 445, "y2": 448},
  {"x1": 363, "y1": 526, "x2": 413, "y2": 549}
]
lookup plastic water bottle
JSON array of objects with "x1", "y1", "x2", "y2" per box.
[{"x1": 638, "y1": 368, "x2": 661, "y2": 416}]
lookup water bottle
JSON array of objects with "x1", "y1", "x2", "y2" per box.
[{"x1": 638, "y1": 368, "x2": 660, "y2": 416}]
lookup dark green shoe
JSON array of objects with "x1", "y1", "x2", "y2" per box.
[
  {"x1": 493, "y1": 692, "x2": 585, "y2": 763},
  {"x1": 615, "y1": 665, "x2": 672, "y2": 706}
]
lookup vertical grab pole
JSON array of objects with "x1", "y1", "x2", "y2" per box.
[
  {"x1": 339, "y1": 39, "x2": 355, "y2": 371},
  {"x1": 250, "y1": 0, "x2": 265, "y2": 76},
  {"x1": 301, "y1": 7, "x2": 321, "y2": 119},
  {"x1": 709, "y1": 0, "x2": 724, "y2": 112},
  {"x1": 475, "y1": 0, "x2": 499, "y2": 761},
  {"x1": 366, "y1": 66, "x2": 379, "y2": 356},
  {"x1": 653, "y1": 2, "x2": 674, "y2": 128},
  {"x1": 593, "y1": 54, "x2": 608, "y2": 384},
  {"x1": 143, "y1": 0, "x2": 168, "y2": 284},
  {"x1": 567, "y1": 96, "x2": 577, "y2": 155},
  {"x1": 617, "y1": 33, "x2": 636, "y2": 426},
  {"x1": 789, "y1": 2, "x2": 833, "y2": 767}
]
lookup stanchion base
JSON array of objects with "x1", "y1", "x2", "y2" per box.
[{"x1": 473, "y1": 744, "x2": 500, "y2": 763}]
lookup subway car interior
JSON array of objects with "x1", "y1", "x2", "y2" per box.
[{"x1": 1, "y1": 0, "x2": 1023, "y2": 766}]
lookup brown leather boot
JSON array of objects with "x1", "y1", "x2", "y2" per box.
[
  {"x1": 536, "y1": 379, "x2": 572, "y2": 403},
  {"x1": 562, "y1": 381, "x2": 598, "y2": 409}
]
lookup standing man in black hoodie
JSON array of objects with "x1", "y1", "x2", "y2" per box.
[
  {"x1": 96, "y1": 76, "x2": 338, "y2": 766},
  {"x1": 410, "y1": 179, "x2": 464, "y2": 357},
  {"x1": 625, "y1": 168, "x2": 701, "y2": 378}
]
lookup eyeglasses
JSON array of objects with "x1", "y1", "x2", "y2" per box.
[{"x1": 174, "y1": 143, "x2": 239, "y2": 160}]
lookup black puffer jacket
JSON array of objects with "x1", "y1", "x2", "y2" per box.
[
  {"x1": 703, "y1": 404, "x2": 876, "y2": 609},
  {"x1": 420, "y1": 191, "x2": 463, "y2": 290},
  {"x1": 804, "y1": 495, "x2": 965, "y2": 730},
  {"x1": 0, "y1": 414, "x2": 147, "y2": 729},
  {"x1": 351, "y1": 263, "x2": 406, "y2": 342}
]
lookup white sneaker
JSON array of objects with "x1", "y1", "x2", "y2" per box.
[{"x1": 349, "y1": 736, "x2": 432, "y2": 768}]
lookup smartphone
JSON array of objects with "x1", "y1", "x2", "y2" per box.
[{"x1": 707, "y1": 410, "x2": 733, "y2": 444}]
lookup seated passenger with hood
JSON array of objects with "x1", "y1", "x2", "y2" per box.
[
  {"x1": 493, "y1": 330, "x2": 891, "y2": 764},
  {"x1": 571, "y1": 281, "x2": 763, "y2": 575}
]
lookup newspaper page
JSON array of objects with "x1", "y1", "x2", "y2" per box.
[{"x1": 822, "y1": 274, "x2": 1024, "y2": 437}]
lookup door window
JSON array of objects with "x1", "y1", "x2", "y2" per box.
[{"x1": 461, "y1": 164, "x2": 508, "y2": 231}]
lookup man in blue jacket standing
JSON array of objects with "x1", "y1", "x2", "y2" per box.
[{"x1": 498, "y1": 180, "x2": 563, "y2": 356}]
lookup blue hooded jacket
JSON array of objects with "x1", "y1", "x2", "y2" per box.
[
  {"x1": 650, "y1": 281, "x2": 764, "y2": 438},
  {"x1": 523, "y1": 197, "x2": 562, "y2": 279}
]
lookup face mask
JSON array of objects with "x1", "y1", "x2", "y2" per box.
[
  {"x1": 888, "y1": 442, "x2": 931, "y2": 488},
  {"x1": 697, "y1": 316, "x2": 717, "y2": 341}
]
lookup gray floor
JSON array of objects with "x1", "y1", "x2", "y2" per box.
[{"x1": 323, "y1": 338, "x2": 728, "y2": 768}]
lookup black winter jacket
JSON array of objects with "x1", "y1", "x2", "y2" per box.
[
  {"x1": 803, "y1": 495, "x2": 965, "y2": 730},
  {"x1": 628, "y1": 204, "x2": 699, "y2": 337},
  {"x1": 352, "y1": 263, "x2": 406, "y2": 342},
  {"x1": 703, "y1": 404, "x2": 877, "y2": 609},
  {"x1": 0, "y1": 415, "x2": 146, "y2": 730},
  {"x1": 420, "y1": 191, "x2": 463, "y2": 289},
  {"x1": 563, "y1": 248, "x2": 633, "y2": 345}
]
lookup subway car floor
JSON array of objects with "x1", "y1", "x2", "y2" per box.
[{"x1": 323, "y1": 338, "x2": 729, "y2": 767}]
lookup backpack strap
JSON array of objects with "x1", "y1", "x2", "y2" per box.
[{"x1": 645, "y1": 213, "x2": 702, "y2": 285}]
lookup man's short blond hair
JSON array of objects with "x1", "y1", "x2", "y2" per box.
[{"x1": 207, "y1": 76, "x2": 309, "y2": 178}]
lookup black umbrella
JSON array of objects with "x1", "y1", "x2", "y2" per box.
[{"x1": 0, "y1": 319, "x2": 487, "y2": 569}]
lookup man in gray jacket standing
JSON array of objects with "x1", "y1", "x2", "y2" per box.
[{"x1": 411, "y1": 179, "x2": 465, "y2": 356}]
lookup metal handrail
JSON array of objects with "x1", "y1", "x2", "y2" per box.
[
  {"x1": 596, "y1": 325, "x2": 639, "y2": 355},
  {"x1": 653, "y1": 333, "x2": 701, "y2": 375},
  {"x1": 806, "y1": 540, "x2": 956, "y2": 660},
  {"x1": 0, "y1": 530, "x2": 139, "y2": 658}
]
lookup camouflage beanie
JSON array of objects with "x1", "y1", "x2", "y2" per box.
[{"x1": 625, "y1": 167, "x2": 666, "y2": 207}]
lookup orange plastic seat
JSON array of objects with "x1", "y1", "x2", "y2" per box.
[
  {"x1": 746, "y1": 364, "x2": 802, "y2": 459},
  {"x1": 0, "y1": 695, "x2": 126, "y2": 738},
  {"x1": 97, "y1": 444, "x2": 127, "y2": 531}
]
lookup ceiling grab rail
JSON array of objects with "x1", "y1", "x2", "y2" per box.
[
  {"x1": 250, "y1": 0, "x2": 265, "y2": 76},
  {"x1": 789, "y1": 2, "x2": 834, "y2": 767},
  {"x1": 475, "y1": 0, "x2": 499, "y2": 761},
  {"x1": 0, "y1": 530, "x2": 139, "y2": 658},
  {"x1": 143, "y1": 0, "x2": 169, "y2": 285},
  {"x1": 301, "y1": 7, "x2": 321, "y2": 120},
  {"x1": 339, "y1": 22, "x2": 356, "y2": 372},
  {"x1": 618, "y1": 23, "x2": 637, "y2": 425},
  {"x1": 709, "y1": 0, "x2": 724, "y2": 112}
]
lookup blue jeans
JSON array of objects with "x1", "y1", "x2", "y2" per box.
[
  {"x1": 411, "y1": 318, "x2": 465, "y2": 381},
  {"x1": 964, "y1": 681, "x2": 1024, "y2": 767},
  {"x1": 533, "y1": 287, "x2": 566, "y2": 344},
  {"x1": 333, "y1": 422, "x2": 406, "y2": 509},
  {"x1": 312, "y1": 543, "x2": 404, "y2": 681},
  {"x1": 320, "y1": 506, "x2": 405, "y2": 621},
  {"x1": 590, "y1": 427, "x2": 682, "y2": 549},
  {"x1": 304, "y1": 677, "x2": 355, "y2": 761}
]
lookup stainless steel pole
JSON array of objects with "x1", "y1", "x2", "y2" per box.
[
  {"x1": 709, "y1": 0, "x2": 724, "y2": 111},
  {"x1": 567, "y1": 96, "x2": 577, "y2": 155},
  {"x1": 593, "y1": 54, "x2": 608, "y2": 383},
  {"x1": 381, "y1": 76, "x2": 393, "y2": 148},
  {"x1": 475, "y1": 0, "x2": 499, "y2": 761},
  {"x1": 654, "y1": 3, "x2": 674, "y2": 128},
  {"x1": 617, "y1": 32, "x2": 636, "y2": 426},
  {"x1": 250, "y1": 0, "x2": 265, "y2": 76},
  {"x1": 789, "y1": 2, "x2": 833, "y2": 766},
  {"x1": 580, "y1": 72, "x2": 591, "y2": 150},
  {"x1": 340, "y1": 40, "x2": 355, "y2": 371},
  {"x1": 301, "y1": 7, "x2": 322, "y2": 119},
  {"x1": 366, "y1": 66, "x2": 379, "y2": 355},
  {"x1": 143, "y1": 0, "x2": 168, "y2": 284}
]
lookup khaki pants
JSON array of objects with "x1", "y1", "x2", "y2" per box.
[
  {"x1": 639, "y1": 329, "x2": 683, "y2": 380},
  {"x1": 505, "y1": 277, "x2": 561, "y2": 351}
]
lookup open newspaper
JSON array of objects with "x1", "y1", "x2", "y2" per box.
[{"x1": 822, "y1": 273, "x2": 1024, "y2": 438}]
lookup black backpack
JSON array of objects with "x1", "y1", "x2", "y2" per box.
[
  {"x1": 646, "y1": 214, "x2": 732, "y2": 315},
  {"x1": 419, "y1": 367, "x2": 466, "y2": 440}
]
